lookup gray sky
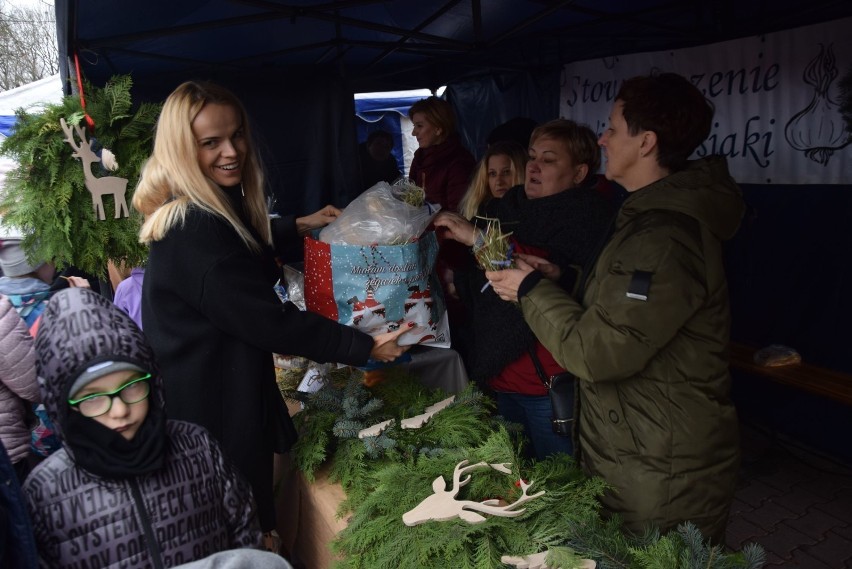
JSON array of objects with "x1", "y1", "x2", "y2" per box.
[{"x1": 3, "y1": 0, "x2": 53, "y2": 9}]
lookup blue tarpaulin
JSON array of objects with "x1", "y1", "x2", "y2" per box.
[
  {"x1": 354, "y1": 94, "x2": 427, "y2": 176},
  {"x1": 0, "y1": 116, "x2": 17, "y2": 137}
]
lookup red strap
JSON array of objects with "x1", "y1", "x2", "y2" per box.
[{"x1": 73, "y1": 52, "x2": 96, "y2": 133}]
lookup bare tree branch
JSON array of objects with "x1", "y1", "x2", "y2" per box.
[{"x1": 0, "y1": 0, "x2": 58, "y2": 91}]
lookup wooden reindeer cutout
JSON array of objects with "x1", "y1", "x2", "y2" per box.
[
  {"x1": 60, "y1": 118, "x2": 129, "y2": 220},
  {"x1": 502, "y1": 552, "x2": 596, "y2": 569},
  {"x1": 358, "y1": 396, "x2": 456, "y2": 438},
  {"x1": 402, "y1": 460, "x2": 545, "y2": 526}
]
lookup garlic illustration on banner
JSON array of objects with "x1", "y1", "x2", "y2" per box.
[{"x1": 784, "y1": 43, "x2": 852, "y2": 165}]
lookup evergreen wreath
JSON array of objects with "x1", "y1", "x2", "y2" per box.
[
  {"x1": 281, "y1": 368, "x2": 767, "y2": 568},
  {"x1": 0, "y1": 75, "x2": 160, "y2": 276}
]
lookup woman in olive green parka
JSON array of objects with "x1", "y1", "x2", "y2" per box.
[{"x1": 487, "y1": 73, "x2": 743, "y2": 543}]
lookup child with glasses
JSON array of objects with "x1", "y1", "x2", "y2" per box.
[{"x1": 22, "y1": 288, "x2": 268, "y2": 568}]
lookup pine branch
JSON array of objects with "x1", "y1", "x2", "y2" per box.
[{"x1": 0, "y1": 74, "x2": 158, "y2": 274}]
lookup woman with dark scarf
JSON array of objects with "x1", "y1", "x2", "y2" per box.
[
  {"x1": 434, "y1": 119, "x2": 613, "y2": 460},
  {"x1": 22, "y1": 288, "x2": 263, "y2": 568},
  {"x1": 407, "y1": 96, "x2": 475, "y2": 212}
]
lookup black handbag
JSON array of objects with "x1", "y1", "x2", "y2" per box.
[
  {"x1": 523, "y1": 214, "x2": 615, "y2": 438},
  {"x1": 528, "y1": 346, "x2": 575, "y2": 437}
]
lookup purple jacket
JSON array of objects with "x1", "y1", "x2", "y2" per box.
[{"x1": 113, "y1": 267, "x2": 145, "y2": 330}]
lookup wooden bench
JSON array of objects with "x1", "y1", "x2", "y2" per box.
[{"x1": 729, "y1": 342, "x2": 852, "y2": 406}]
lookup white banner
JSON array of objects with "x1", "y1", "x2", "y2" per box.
[{"x1": 560, "y1": 18, "x2": 852, "y2": 185}]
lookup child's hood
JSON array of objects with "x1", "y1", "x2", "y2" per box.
[{"x1": 33, "y1": 288, "x2": 165, "y2": 440}]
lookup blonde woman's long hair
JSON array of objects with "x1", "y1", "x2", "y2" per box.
[
  {"x1": 133, "y1": 81, "x2": 271, "y2": 251},
  {"x1": 458, "y1": 141, "x2": 527, "y2": 219}
]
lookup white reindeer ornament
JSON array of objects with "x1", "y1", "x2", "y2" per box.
[
  {"x1": 60, "y1": 118, "x2": 130, "y2": 221},
  {"x1": 502, "y1": 551, "x2": 596, "y2": 569},
  {"x1": 402, "y1": 460, "x2": 544, "y2": 526}
]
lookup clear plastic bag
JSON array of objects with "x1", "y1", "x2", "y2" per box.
[{"x1": 319, "y1": 180, "x2": 441, "y2": 245}]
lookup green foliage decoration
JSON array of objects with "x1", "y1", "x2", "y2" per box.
[
  {"x1": 281, "y1": 365, "x2": 766, "y2": 568},
  {"x1": 283, "y1": 366, "x2": 496, "y2": 488},
  {"x1": 628, "y1": 522, "x2": 766, "y2": 569},
  {"x1": 0, "y1": 75, "x2": 160, "y2": 276},
  {"x1": 333, "y1": 428, "x2": 607, "y2": 569}
]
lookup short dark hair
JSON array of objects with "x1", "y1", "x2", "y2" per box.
[
  {"x1": 530, "y1": 119, "x2": 601, "y2": 185},
  {"x1": 366, "y1": 130, "x2": 393, "y2": 144},
  {"x1": 616, "y1": 73, "x2": 714, "y2": 171}
]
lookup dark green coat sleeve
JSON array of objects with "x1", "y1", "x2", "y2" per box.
[{"x1": 521, "y1": 215, "x2": 706, "y2": 382}]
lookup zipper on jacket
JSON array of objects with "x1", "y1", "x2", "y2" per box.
[{"x1": 129, "y1": 479, "x2": 165, "y2": 569}]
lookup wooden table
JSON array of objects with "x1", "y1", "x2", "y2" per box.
[
  {"x1": 275, "y1": 351, "x2": 469, "y2": 568},
  {"x1": 274, "y1": 458, "x2": 347, "y2": 569}
]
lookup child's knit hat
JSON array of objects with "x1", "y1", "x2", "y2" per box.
[{"x1": 0, "y1": 237, "x2": 45, "y2": 277}]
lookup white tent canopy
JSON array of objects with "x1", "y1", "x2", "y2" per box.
[
  {"x1": 0, "y1": 74, "x2": 65, "y2": 200},
  {"x1": 0, "y1": 73, "x2": 64, "y2": 117}
]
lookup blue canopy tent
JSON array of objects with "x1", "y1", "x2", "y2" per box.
[
  {"x1": 0, "y1": 116, "x2": 16, "y2": 138},
  {"x1": 53, "y1": 3, "x2": 852, "y2": 458},
  {"x1": 354, "y1": 93, "x2": 427, "y2": 176},
  {"x1": 56, "y1": 0, "x2": 852, "y2": 213}
]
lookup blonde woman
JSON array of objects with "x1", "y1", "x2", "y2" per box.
[
  {"x1": 132, "y1": 81, "x2": 409, "y2": 552},
  {"x1": 458, "y1": 141, "x2": 527, "y2": 220}
]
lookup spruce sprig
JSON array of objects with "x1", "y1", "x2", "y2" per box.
[
  {"x1": 285, "y1": 367, "x2": 766, "y2": 568},
  {"x1": 0, "y1": 75, "x2": 160, "y2": 276}
]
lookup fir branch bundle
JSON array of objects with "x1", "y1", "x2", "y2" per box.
[
  {"x1": 473, "y1": 216, "x2": 514, "y2": 273},
  {"x1": 0, "y1": 75, "x2": 160, "y2": 276},
  {"x1": 333, "y1": 429, "x2": 606, "y2": 569},
  {"x1": 285, "y1": 367, "x2": 766, "y2": 568}
]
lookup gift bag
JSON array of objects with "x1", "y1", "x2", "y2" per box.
[{"x1": 304, "y1": 231, "x2": 450, "y2": 347}]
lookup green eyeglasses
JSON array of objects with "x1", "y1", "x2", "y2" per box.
[{"x1": 68, "y1": 374, "x2": 152, "y2": 418}]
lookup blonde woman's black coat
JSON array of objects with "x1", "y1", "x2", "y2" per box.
[{"x1": 142, "y1": 190, "x2": 374, "y2": 531}]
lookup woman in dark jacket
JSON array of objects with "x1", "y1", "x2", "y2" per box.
[
  {"x1": 434, "y1": 119, "x2": 613, "y2": 460},
  {"x1": 132, "y1": 81, "x2": 409, "y2": 550},
  {"x1": 23, "y1": 288, "x2": 261, "y2": 568},
  {"x1": 407, "y1": 96, "x2": 475, "y2": 212},
  {"x1": 408, "y1": 96, "x2": 476, "y2": 352},
  {"x1": 487, "y1": 74, "x2": 742, "y2": 542}
]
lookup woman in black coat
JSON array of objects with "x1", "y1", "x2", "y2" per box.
[
  {"x1": 434, "y1": 119, "x2": 613, "y2": 460},
  {"x1": 132, "y1": 81, "x2": 409, "y2": 551}
]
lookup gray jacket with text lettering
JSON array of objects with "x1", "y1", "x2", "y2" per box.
[{"x1": 22, "y1": 288, "x2": 262, "y2": 568}]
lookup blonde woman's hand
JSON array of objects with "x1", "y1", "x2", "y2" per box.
[
  {"x1": 369, "y1": 323, "x2": 414, "y2": 362},
  {"x1": 433, "y1": 211, "x2": 477, "y2": 246},
  {"x1": 516, "y1": 253, "x2": 561, "y2": 281},
  {"x1": 297, "y1": 205, "x2": 343, "y2": 235}
]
